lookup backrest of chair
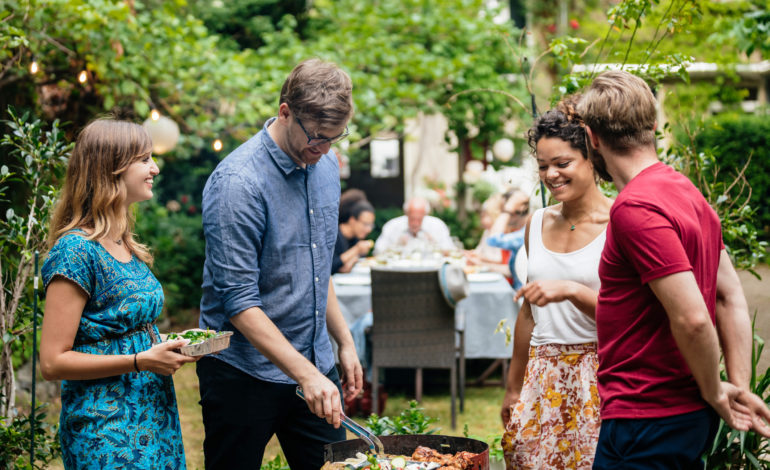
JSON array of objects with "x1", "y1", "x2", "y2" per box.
[{"x1": 370, "y1": 267, "x2": 456, "y2": 369}]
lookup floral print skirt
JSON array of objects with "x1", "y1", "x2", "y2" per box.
[{"x1": 502, "y1": 342, "x2": 600, "y2": 470}]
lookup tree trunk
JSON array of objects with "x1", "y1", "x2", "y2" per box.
[
  {"x1": 0, "y1": 343, "x2": 15, "y2": 419},
  {"x1": 457, "y1": 138, "x2": 473, "y2": 221}
]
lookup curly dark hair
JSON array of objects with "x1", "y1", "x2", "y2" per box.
[{"x1": 527, "y1": 94, "x2": 587, "y2": 159}]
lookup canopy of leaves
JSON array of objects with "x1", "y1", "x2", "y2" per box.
[{"x1": 2, "y1": 0, "x2": 530, "y2": 166}]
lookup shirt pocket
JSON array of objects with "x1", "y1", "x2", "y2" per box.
[{"x1": 320, "y1": 202, "x2": 339, "y2": 250}]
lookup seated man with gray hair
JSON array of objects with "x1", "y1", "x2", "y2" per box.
[{"x1": 374, "y1": 197, "x2": 455, "y2": 255}]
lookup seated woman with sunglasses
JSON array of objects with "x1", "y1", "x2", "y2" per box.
[
  {"x1": 333, "y1": 198, "x2": 376, "y2": 274},
  {"x1": 484, "y1": 188, "x2": 531, "y2": 290}
]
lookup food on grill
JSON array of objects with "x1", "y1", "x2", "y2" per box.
[
  {"x1": 321, "y1": 446, "x2": 479, "y2": 470},
  {"x1": 411, "y1": 446, "x2": 477, "y2": 469}
]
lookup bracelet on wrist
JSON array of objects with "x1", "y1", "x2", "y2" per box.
[{"x1": 133, "y1": 352, "x2": 140, "y2": 373}]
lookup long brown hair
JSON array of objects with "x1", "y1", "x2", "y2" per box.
[{"x1": 48, "y1": 119, "x2": 154, "y2": 264}]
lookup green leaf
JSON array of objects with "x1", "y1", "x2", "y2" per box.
[{"x1": 134, "y1": 100, "x2": 150, "y2": 118}]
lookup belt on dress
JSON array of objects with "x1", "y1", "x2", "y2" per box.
[{"x1": 74, "y1": 322, "x2": 160, "y2": 347}]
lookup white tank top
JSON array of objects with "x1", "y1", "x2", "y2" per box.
[{"x1": 527, "y1": 208, "x2": 605, "y2": 346}]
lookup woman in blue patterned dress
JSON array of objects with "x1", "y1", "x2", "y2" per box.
[{"x1": 40, "y1": 119, "x2": 197, "y2": 469}]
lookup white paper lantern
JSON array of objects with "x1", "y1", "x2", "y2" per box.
[
  {"x1": 462, "y1": 170, "x2": 480, "y2": 184},
  {"x1": 143, "y1": 115, "x2": 180, "y2": 154},
  {"x1": 492, "y1": 138, "x2": 515, "y2": 162},
  {"x1": 465, "y1": 159, "x2": 484, "y2": 174},
  {"x1": 463, "y1": 159, "x2": 484, "y2": 184}
]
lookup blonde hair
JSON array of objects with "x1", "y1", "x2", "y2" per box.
[
  {"x1": 577, "y1": 70, "x2": 657, "y2": 151},
  {"x1": 48, "y1": 119, "x2": 154, "y2": 264},
  {"x1": 279, "y1": 58, "x2": 354, "y2": 126},
  {"x1": 481, "y1": 193, "x2": 504, "y2": 219}
]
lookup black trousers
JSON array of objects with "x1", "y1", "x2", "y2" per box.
[
  {"x1": 593, "y1": 407, "x2": 719, "y2": 469},
  {"x1": 197, "y1": 357, "x2": 346, "y2": 470}
]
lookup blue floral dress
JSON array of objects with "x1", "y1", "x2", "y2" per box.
[{"x1": 42, "y1": 231, "x2": 186, "y2": 469}]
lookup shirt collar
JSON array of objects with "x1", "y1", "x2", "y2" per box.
[{"x1": 261, "y1": 117, "x2": 308, "y2": 176}]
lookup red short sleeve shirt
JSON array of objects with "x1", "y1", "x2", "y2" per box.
[{"x1": 596, "y1": 162, "x2": 723, "y2": 419}]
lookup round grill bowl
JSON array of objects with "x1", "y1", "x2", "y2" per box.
[{"x1": 324, "y1": 434, "x2": 489, "y2": 470}]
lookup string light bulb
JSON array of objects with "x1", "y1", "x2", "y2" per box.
[
  {"x1": 30, "y1": 61, "x2": 39, "y2": 74},
  {"x1": 78, "y1": 70, "x2": 87, "y2": 83},
  {"x1": 150, "y1": 109, "x2": 160, "y2": 121},
  {"x1": 213, "y1": 139, "x2": 223, "y2": 151}
]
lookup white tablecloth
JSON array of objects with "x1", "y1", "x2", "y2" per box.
[{"x1": 332, "y1": 270, "x2": 518, "y2": 360}]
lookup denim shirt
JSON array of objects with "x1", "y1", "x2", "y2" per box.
[
  {"x1": 487, "y1": 226, "x2": 526, "y2": 290},
  {"x1": 199, "y1": 118, "x2": 340, "y2": 384}
]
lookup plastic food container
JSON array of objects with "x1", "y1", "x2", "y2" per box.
[{"x1": 176, "y1": 331, "x2": 233, "y2": 357}]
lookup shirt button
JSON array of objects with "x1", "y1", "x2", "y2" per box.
[
  {"x1": 315, "y1": 277, "x2": 319, "y2": 282},
  {"x1": 309, "y1": 209, "x2": 314, "y2": 214},
  {"x1": 312, "y1": 243, "x2": 317, "y2": 249},
  {"x1": 315, "y1": 310, "x2": 319, "y2": 316}
]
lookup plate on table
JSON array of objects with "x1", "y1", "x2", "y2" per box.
[
  {"x1": 350, "y1": 264, "x2": 371, "y2": 275},
  {"x1": 467, "y1": 272, "x2": 504, "y2": 283},
  {"x1": 333, "y1": 275, "x2": 371, "y2": 286}
]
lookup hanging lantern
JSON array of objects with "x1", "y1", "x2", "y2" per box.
[
  {"x1": 492, "y1": 138, "x2": 515, "y2": 163},
  {"x1": 212, "y1": 139, "x2": 223, "y2": 151},
  {"x1": 30, "y1": 61, "x2": 39, "y2": 74},
  {"x1": 463, "y1": 159, "x2": 484, "y2": 184},
  {"x1": 143, "y1": 114, "x2": 180, "y2": 154}
]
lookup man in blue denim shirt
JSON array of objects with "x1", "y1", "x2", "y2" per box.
[{"x1": 197, "y1": 59, "x2": 363, "y2": 469}]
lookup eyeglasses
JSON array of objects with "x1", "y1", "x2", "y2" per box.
[{"x1": 295, "y1": 116, "x2": 349, "y2": 147}]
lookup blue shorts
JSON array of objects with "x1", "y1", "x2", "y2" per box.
[{"x1": 593, "y1": 407, "x2": 719, "y2": 469}]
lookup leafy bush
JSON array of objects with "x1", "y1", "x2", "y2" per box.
[
  {"x1": 260, "y1": 454, "x2": 290, "y2": 470},
  {"x1": 694, "y1": 113, "x2": 770, "y2": 240},
  {"x1": 0, "y1": 403, "x2": 60, "y2": 470},
  {"x1": 365, "y1": 400, "x2": 439, "y2": 436},
  {"x1": 135, "y1": 198, "x2": 205, "y2": 326},
  {"x1": 663, "y1": 123, "x2": 767, "y2": 274},
  {"x1": 372, "y1": 207, "x2": 403, "y2": 244},
  {"x1": 0, "y1": 107, "x2": 67, "y2": 467},
  {"x1": 706, "y1": 315, "x2": 770, "y2": 469},
  {"x1": 432, "y1": 206, "x2": 482, "y2": 250}
]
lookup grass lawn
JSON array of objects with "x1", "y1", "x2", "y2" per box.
[{"x1": 174, "y1": 363, "x2": 509, "y2": 469}]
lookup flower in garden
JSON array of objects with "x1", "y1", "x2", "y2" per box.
[{"x1": 166, "y1": 200, "x2": 181, "y2": 212}]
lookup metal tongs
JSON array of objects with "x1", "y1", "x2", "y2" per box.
[{"x1": 296, "y1": 386, "x2": 385, "y2": 456}]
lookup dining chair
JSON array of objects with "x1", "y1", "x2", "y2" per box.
[{"x1": 369, "y1": 266, "x2": 465, "y2": 429}]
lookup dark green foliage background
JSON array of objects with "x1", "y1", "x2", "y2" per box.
[{"x1": 695, "y1": 113, "x2": 770, "y2": 238}]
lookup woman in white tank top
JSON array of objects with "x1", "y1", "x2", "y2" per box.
[{"x1": 500, "y1": 96, "x2": 614, "y2": 470}]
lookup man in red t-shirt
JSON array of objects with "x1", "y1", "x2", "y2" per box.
[{"x1": 578, "y1": 70, "x2": 770, "y2": 469}]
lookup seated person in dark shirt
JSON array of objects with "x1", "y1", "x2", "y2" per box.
[{"x1": 333, "y1": 199, "x2": 375, "y2": 273}]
